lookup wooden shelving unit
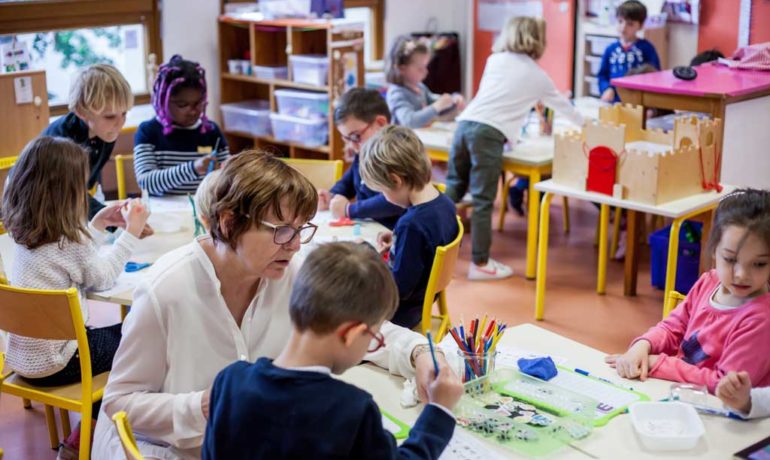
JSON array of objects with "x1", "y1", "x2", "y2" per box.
[{"x1": 218, "y1": 16, "x2": 364, "y2": 160}]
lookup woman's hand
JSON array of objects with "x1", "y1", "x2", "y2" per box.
[
  {"x1": 329, "y1": 194, "x2": 349, "y2": 219},
  {"x1": 377, "y1": 231, "x2": 393, "y2": 253},
  {"x1": 91, "y1": 201, "x2": 128, "y2": 232},
  {"x1": 605, "y1": 340, "x2": 652, "y2": 380}
]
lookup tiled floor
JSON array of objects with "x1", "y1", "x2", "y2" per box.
[{"x1": 0, "y1": 199, "x2": 668, "y2": 459}]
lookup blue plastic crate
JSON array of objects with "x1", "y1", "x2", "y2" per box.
[{"x1": 649, "y1": 221, "x2": 703, "y2": 294}]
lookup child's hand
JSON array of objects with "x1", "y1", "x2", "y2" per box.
[
  {"x1": 139, "y1": 223, "x2": 155, "y2": 239},
  {"x1": 432, "y1": 94, "x2": 455, "y2": 113},
  {"x1": 452, "y1": 93, "x2": 466, "y2": 111},
  {"x1": 377, "y1": 231, "x2": 393, "y2": 253},
  {"x1": 605, "y1": 340, "x2": 651, "y2": 380},
  {"x1": 600, "y1": 88, "x2": 616, "y2": 102},
  {"x1": 717, "y1": 371, "x2": 752, "y2": 414},
  {"x1": 193, "y1": 156, "x2": 215, "y2": 175},
  {"x1": 317, "y1": 189, "x2": 331, "y2": 211},
  {"x1": 123, "y1": 199, "x2": 151, "y2": 238},
  {"x1": 427, "y1": 365, "x2": 464, "y2": 411},
  {"x1": 91, "y1": 201, "x2": 128, "y2": 232},
  {"x1": 329, "y1": 194, "x2": 349, "y2": 219},
  {"x1": 201, "y1": 386, "x2": 212, "y2": 420}
]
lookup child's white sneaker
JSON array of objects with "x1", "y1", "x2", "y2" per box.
[{"x1": 468, "y1": 258, "x2": 513, "y2": 280}]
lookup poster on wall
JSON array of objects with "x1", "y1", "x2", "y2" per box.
[
  {"x1": 478, "y1": 0, "x2": 543, "y2": 32},
  {"x1": 661, "y1": 0, "x2": 700, "y2": 24}
]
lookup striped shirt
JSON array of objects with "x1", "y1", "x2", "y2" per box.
[{"x1": 133, "y1": 118, "x2": 229, "y2": 196}]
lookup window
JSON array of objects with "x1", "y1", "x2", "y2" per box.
[{"x1": 0, "y1": 0, "x2": 161, "y2": 114}]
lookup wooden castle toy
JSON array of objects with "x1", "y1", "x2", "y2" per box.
[{"x1": 552, "y1": 103, "x2": 722, "y2": 205}]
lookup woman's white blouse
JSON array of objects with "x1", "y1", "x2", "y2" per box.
[{"x1": 92, "y1": 239, "x2": 427, "y2": 459}]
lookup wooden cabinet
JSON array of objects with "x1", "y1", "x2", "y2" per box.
[
  {"x1": 0, "y1": 70, "x2": 49, "y2": 157},
  {"x1": 218, "y1": 16, "x2": 364, "y2": 160}
]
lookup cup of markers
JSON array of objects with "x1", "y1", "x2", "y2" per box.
[{"x1": 448, "y1": 316, "x2": 507, "y2": 383}]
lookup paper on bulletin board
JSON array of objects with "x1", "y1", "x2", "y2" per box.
[
  {"x1": 478, "y1": 0, "x2": 543, "y2": 32},
  {"x1": 14, "y1": 76, "x2": 33, "y2": 104}
]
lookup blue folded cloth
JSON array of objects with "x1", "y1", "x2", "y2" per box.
[{"x1": 517, "y1": 356, "x2": 558, "y2": 381}]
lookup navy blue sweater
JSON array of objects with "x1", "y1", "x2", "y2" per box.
[
  {"x1": 389, "y1": 194, "x2": 458, "y2": 329},
  {"x1": 133, "y1": 118, "x2": 229, "y2": 196},
  {"x1": 203, "y1": 358, "x2": 455, "y2": 460},
  {"x1": 597, "y1": 39, "x2": 660, "y2": 102},
  {"x1": 43, "y1": 112, "x2": 114, "y2": 219},
  {"x1": 329, "y1": 154, "x2": 404, "y2": 229}
]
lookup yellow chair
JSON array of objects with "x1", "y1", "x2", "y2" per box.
[
  {"x1": 664, "y1": 290, "x2": 686, "y2": 319},
  {"x1": 0, "y1": 285, "x2": 109, "y2": 460},
  {"x1": 112, "y1": 411, "x2": 145, "y2": 460},
  {"x1": 433, "y1": 182, "x2": 446, "y2": 193},
  {"x1": 1, "y1": 352, "x2": 5, "y2": 459},
  {"x1": 282, "y1": 158, "x2": 343, "y2": 191},
  {"x1": 418, "y1": 216, "x2": 464, "y2": 342},
  {"x1": 115, "y1": 154, "x2": 136, "y2": 200}
]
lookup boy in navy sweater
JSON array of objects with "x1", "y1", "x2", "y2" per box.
[
  {"x1": 597, "y1": 0, "x2": 660, "y2": 103},
  {"x1": 360, "y1": 126, "x2": 459, "y2": 329},
  {"x1": 203, "y1": 242, "x2": 462, "y2": 460},
  {"x1": 318, "y1": 87, "x2": 404, "y2": 229}
]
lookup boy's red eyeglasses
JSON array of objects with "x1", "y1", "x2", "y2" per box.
[{"x1": 339, "y1": 323, "x2": 386, "y2": 353}]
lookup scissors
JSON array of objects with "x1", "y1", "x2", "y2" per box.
[{"x1": 125, "y1": 262, "x2": 151, "y2": 272}]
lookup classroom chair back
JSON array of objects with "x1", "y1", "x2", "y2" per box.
[
  {"x1": 115, "y1": 154, "x2": 139, "y2": 200},
  {"x1": 112, "y1": 411, "x2": 145, "y2": 460},
  {"x1": 282, "y1": 158, "x2": 343, "y2": 191},
  {"x1": 664, "y1": 290, "x2": 687, "y2": 318},
  {"x1": 419, "y1": 216, "x2": 464, "y2": 341},
  {"x1": 0, "y1": 284, "x2": 108, "y2": 460}
]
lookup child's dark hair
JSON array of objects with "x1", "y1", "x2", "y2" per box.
[
  {"x1": 1, "y1": 136, "x2": 90, "y2": 249},
  {"x1": 152, "y1": 54, "x2": 210, "y2": 135},
  {"x1": 289, "y1": 242, "x2": 399, "y2": 334},
  {"x1": 386, "y1": 35, "x2": 430, "y2": 85},
  {"x1": 617, "y1": 0, "x2": 647, "y2": 24},
  {"x1": 691, "y1": 49, "x2": 724, "y2": 66},
  {"x1": 333, "y1": 87, "x2": 391, "y2": 124},
  {"x1": 707, "y1": 189, "x2": 770, "y2": 255}
]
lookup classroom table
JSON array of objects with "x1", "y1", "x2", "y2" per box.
[
  {"x1": 414, "y1": 98, "x2": 603, "y2": 280},
  {"x1": 0, "y1": 196, "x2": 388, "y2": 306},
  {"x1": 533, "y1": 180, "x2": 734, "y2": 320},
  {"x1": 341, "y1": 323, "x2": 770, "y2": 459},
  {"x1": 613, "y1": 62, "x2": 770, "y2": 189}
]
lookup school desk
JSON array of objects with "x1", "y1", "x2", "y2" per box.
[
  {"x1": 340, "y1": 323, "x2": 770, "y2": 459},
  {"x1": 613, "y1": 63, "x2": 770, "y2": 190},
  {"x1": 533, "y1": 180, "x2": 734, "y2": 320},
  {"x1": 414, "y1": 98, "x2": 603, "y2": 280}
]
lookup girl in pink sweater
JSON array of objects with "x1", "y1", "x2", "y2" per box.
[{"x1": 606, "y1": 189, "x2": 770, "y2": 393}]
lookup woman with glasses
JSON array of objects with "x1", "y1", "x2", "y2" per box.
[{"x1": 92, "y1": 151, "x2": 451, "y2": 460}]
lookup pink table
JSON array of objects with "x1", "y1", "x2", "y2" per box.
[{"x1": 613, "y1": 62, "x2": 770, "y2": 189}]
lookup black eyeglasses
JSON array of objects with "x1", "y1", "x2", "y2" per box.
[
  {"x1": 340, "y1": 122, "x2": 374, "y2": 144},
  {"x1": 260, "y1": 221, "x2": 318, "y2": 245}
]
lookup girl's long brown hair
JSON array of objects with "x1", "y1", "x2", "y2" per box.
[{"x1": 1, "y1": 136, "x2": 91, "y2": 249}]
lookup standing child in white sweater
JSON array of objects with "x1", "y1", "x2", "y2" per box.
[
  {"x1": 447, "y1": 16, "x2": 584, "y2": 280},
  {"x1": 1, "y1": 136, "x2": 149, "y2": 457}
]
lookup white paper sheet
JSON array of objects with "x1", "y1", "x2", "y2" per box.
[{"x1": 439, "y1": 428, "x2": 508, "y2": 460}]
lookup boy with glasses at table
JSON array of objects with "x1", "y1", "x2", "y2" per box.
[
  {"x1": 318, "y1": 88, "x2": 404, "y2": 229},
  {"x1": 203, "y1": 242, "x2": 462, "y2": 460}
]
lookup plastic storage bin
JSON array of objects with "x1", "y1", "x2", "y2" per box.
[
  {"x1": 585, "y1": 55, "x2": 602, "y2": 75},
  {"x1": 270, "y1": 113, "x2": 328, "y2": 146},
  {"x1": 649, "y1": 221, "x2": 702, "y2": 294},
  {"x1": 585, "y1": 76, "x2": 600, "y2": 97},
  {"x1": 220, "y1": 100, "x2": 271, "y2": 137},
  {"x1": 289, "y1": 54, "x2": 329, "y2": 86},
  {"x1": 629, "y1": 402, "x2": 704, "y2": 451},
  {"x1": 253, "y1": 65, "x2": 288, "y2": 80},
  {"x1": 274, "y1": 89, "x2": 329, "y2": 120},
  {"x1": 586, "y1": 35, "x2": 616, "y2": 56}
]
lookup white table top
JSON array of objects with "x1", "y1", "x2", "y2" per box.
[
  {"x1": 0, "y1": 196, "x2": 388, "y2": 305},
  {"x1": 340, "y1": 323, "x2": 770, "y2": 459},
  {"x1": 535, "y1": 180, "x2": 735, "y2": 219},
  {"x1": 416, "y1": 97, "x2": 603, "y2": 168}
]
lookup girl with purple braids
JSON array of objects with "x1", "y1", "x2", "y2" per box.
[{"x1": 133, "y1": 55, "x2": 229, "y2": 196}]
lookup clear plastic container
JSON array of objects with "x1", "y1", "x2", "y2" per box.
[
  {"x1": 220, "y1": 100, "x2": 271, "y2": 137},
  {"x1": 253, "y1": 65, "x2": 288, "y2": 80},
  {"x1": 628, "y1": 402, "x2": 704, "y2": 451},
  {"x1": 585, "y1": 55, "x2": 602, "y2": 75},
  {"x1": 274, "y1": 89, "x2": 329, "y2": 120},
  {"x1": 585, "y1": 76, "x2": 600, "y2": 97},
  {"x1": 260, "y1": 0, "x2": 311, "y2": 19},
  {"x1": 586, "y1": 34, "x2": 617, "y2": 56},
  {"x1": 270, "y1": 113, "x2": 328, "y2": 146},
  {"x1": 289, "y1": 54, "x2": 329, "y2": 86}
]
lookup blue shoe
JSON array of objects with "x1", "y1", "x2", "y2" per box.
[{"x1": 508, "y1": 186, "x2": 525, "y2": 217}]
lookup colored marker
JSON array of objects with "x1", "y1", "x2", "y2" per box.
[{"x1": 426, "y1": 331, "x2": 440, "y2": 377}]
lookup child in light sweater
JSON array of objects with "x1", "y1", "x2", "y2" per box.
[
  {"x1": 1, "y1": 136, "x2": 149, "y2": 457},
  {"x1": 717, "y1": 371, "x2": 770, "y2": 419},
  {"x1": 447, "y1": 16, "x2": 583, "y2": 280},
  {"x1": 606, "y1": 189, "x2": 770, "y2": 394}
]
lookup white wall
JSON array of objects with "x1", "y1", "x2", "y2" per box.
[
  {"x1": 162, "y1": 0, "x2": 221, "y2": 122},
  {"x1": 667, "y1": 23, "x2": 699, "y2": 68},
  {"x1": 384, "y1": 0, "x2": 474, "y2": 97}
]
